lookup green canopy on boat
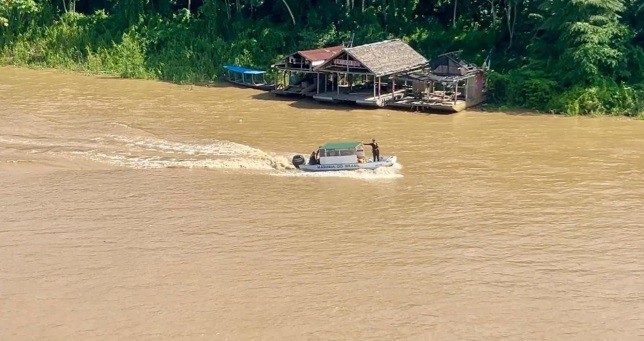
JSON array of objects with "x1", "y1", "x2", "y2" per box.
[{"x1": 320, "y1": 141, "x2": 362, "y2": 150}]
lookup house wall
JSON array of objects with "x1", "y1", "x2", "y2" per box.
[
  {"x1": 466, "y1": 71, "x2": 486, "y2": 105},
  {"x1": 411, "y1": 81, "x2": 426, "y2": 96}
]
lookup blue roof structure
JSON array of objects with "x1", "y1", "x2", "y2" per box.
[{"x1": 224, "y1": 65, "x2": 267, "y2": 75}]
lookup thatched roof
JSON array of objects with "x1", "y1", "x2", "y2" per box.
[{"x1": 337, "y1": 39, "x2": 429, "y2": 76}]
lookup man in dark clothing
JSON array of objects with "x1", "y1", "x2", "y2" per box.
[
  {"x1": 309, "y1": 151, "x2": 317, "y2": 165},
  {"x1": 364, "y1": 139, "x2": 380, "y2": 162}
]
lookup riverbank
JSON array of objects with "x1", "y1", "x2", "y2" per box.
[
  {"x1": 5, "y1": 63, "x2": 643, "y2": 120},
  {"x1": 2, "y1": 3, "x2": 644, "y2": 117},
  {"x1": 477, "y1": 103, "x2": 644, "y2": 120}
]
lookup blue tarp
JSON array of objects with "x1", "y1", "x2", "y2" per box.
[{"x1": 224, "y1": 65, "x2": 266, "y2": 75}]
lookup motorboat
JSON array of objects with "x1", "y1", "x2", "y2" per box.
[
  {"x1": 223, "y1": 65, "x2": 275, "y2": 91},
  {"x1": 292, "y1": 141, "x2": 397, "y2": 172}
]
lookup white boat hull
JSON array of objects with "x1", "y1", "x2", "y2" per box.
[{"x1": 297, "y1": 156, "x2": 397, "y2": 172}]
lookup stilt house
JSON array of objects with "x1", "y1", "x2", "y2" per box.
[
  {"x1": 272, "y1": 45, "x2": 344, "y2": 96},
  {"x1": 312, "y1": 39, "x2": 429, "y2": 107},
  {"x1": 394, "y1": 52, "x2": 486, "y2": 112}
]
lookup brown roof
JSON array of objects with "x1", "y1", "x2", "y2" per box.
[
  {"x1": 348, "y1": 39, "x2": 428, "y2": 76},
  {"x1": 298, "y1": 45, "x2": 344, "y2": 64},
  {"x1": 319, "y1": 39, "x2": 428, "y2": 76}
]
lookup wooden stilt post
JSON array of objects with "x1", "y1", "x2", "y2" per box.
[
  {"x1": 324, "y1": 74, "x2": 328, "y2": 93},
  {"x1": 373, "y1": 75, "x2": 376, "y2": 98},
  {"x1": 317, "y1": 72, "x2": 320, "y2": 94},
  {"x1": 454, "y1": 82, "x2": 458, "y2": 105}
]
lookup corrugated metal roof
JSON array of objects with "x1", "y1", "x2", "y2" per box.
[
  {"x1": 320, "y1": 141, "x2": 361, "y2": 150},
  {"x1": 298, "y1": 45, "x2": 344, "y2": 64}
]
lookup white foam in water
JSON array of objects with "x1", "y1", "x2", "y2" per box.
[
  {"x1": 76, "y1": 135, "x2": 295, "y2": 171},
  {"x1": 24, "y1": 132, "x2": 401, "y2": 180},
  {"x1": 77, "y1": 152, "x2": 280, "y2": 170},
  {"x1": 105, "y1": 135, "x2": 266, "y2": 157},
  {"x1": 1, "y1": 120, "x2": 343, "y2": 175}
]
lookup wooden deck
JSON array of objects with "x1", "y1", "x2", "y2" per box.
[
  {"x1": 272, "y1": 83, "x2": 319, "y2": 97},
  {"x1": 313, "y1": 90, "x2": 406, "y2": 107},
  {"x1": 275, "y1": 86, "x2": 483, "y2": 113},
  {"x1": 311, "y1": 90, "x2": 476, "y2": 112},
  {"x1": 388, "y1": 97, "x2": 467, "y2": 112}
]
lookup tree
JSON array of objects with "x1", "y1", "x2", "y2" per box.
[
  {"x1": 539, "y1": 0, "x2": 630, "y2": 85},
  {"x1": 110, "y1": 0, "x2": 149, "y2": 26},
  {"x1": 281, "y1": 0, "x2": 296, "y2": 25},
  {"x1": 453, "y1": 0, "x2": 458, "y2": 28},
  {"x1": 504, "y1": 0, "x2": 519, "y2": 50}
]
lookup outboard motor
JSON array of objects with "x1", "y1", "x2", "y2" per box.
[{"x1": 292, "y1": 155, "x2": 306, "y2": 168}]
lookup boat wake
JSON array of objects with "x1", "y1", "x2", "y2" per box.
[
  {"x1": 0, "y1": 132, "x2": 292, "y2": 171},
  {"x1": 74, "y1": 135, "x2": 295, "y2": 171},
  {"x1": 0, "y1": 121, "x2": 402, "y2": 179}
]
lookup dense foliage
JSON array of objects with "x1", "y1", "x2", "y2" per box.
[{"x1": 1, "y1": 0, "x2": 643, "y2": 116}]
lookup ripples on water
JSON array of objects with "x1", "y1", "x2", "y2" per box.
[
  {"x1": 0, "y1": 128, "x2": 403, "y2": 180},
  {"x1": 0, "y1": 67, "x2": 642, "y2": 340}
]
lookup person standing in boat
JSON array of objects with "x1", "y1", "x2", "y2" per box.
[
  {"x1": 309, "y1": 151, "x2": 318, "y2": 165},
  {"x1": 363, "y1": 139, "x2": 380, "y2": 162}
]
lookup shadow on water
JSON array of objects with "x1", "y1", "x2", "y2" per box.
[
  {"x1": 87, "y1": 75, "x2": 477, "y2": 116},
  {"x1": 250, "y1": 91, "x2": 365, "y2": 112},
  {"x1": 250, "y1": 92, "x2": 295, "y2": 102},
  {"x1": 288, "y1": 98, "x2": 366, "y2": 112},
  {"x1": 96, "y1": 75, "x2": 461, "y2": 116},
  {"x1": 250, "y1": 90, "x2": 460, "y2": 116}
]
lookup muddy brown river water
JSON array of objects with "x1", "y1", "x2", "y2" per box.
[{"x1": 1, "y1": 66, "x2": 643, "y2": 340}]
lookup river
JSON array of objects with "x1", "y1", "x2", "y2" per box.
[{"x1": 1, "y1": 66, "x2": 642, "y2": 340}]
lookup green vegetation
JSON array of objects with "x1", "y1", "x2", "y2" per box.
[{"x1": 1, "y1": 0, "x2": 643, "y2": 117}]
